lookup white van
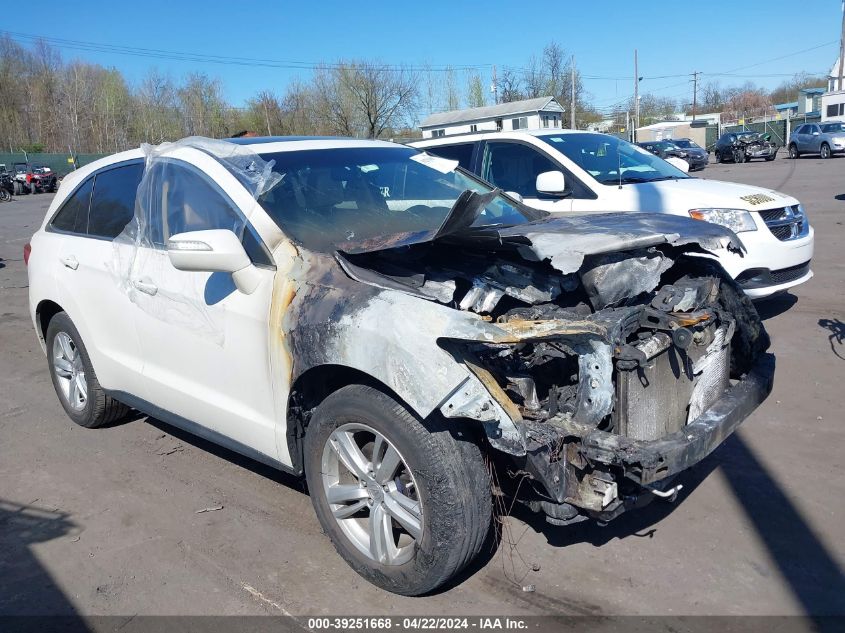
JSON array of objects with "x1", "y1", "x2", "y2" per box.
[{"x1": 412, "y1": 130, "x2": 813, "y2": 299}]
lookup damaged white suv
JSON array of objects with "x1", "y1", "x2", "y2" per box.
[{"x1": 28, "y1": 137, "x2": 774, "y2": 595}]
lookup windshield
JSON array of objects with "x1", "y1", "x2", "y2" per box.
[
  {"x1": 672, "y1": 139, "x2": 699, "y2": 149},
  {"x1": 257, "y1": 146, "x2": 533, "y2": 252},
  {"x1": 538, "y1": 132, "x2": 690, "y2": 185},
  {"x1": 821, "y1": 123, "x2": 845, "y2": 134}
]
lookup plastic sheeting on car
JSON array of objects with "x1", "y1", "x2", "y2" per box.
[{"x1": 110, "y1": 137, "x2": 282, "y2": 345}]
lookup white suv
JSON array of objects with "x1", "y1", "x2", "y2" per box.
[
  {"x1": 412, "y1": 130, "x2": 814, "y2": 299},
  {"x1": 28, "y1": 136, "x2": 774, "y2": 595}
]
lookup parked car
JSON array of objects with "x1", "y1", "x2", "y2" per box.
[
  {"x1": 713, "y1": 131, "x2": 778, "y2": 163},
  {"x1": 668, "y1": 137, "x2": 710, "y2": 171},
  {"x1": 28, "y1": 136, "x2": 773, "y2": 595},
  {"x1": 413, "y1": 130, "x2": 813, "y2": 299},
  {"x1": 11, "y1": 162, "x2": 35, "y2": 194},
  {"x1": 31, "y1": 164, "x2": 58, "y2": 192},
  {"x1": 788, "y1": 122, "x2": 845, "y2": 159},
  {"x1": 637, "y1": 139, "x2": 708, "y2": 171}
]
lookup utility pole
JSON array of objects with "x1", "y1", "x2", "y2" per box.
[
  {"x1": 634, "y1": 50, "x2": 640, "y2": 138},
  {"x1": 691, "y1": 71, "x2": 699, "y2": 121},
  {"x1": 491, "y1": 65, "x2": 499, "y2": 105},
  {"x1": 839, "y1": 1, "x2": 845, "y2": 91},
  {"x1": 570, "y1": 55, "x2": 576, "y2": 129}
]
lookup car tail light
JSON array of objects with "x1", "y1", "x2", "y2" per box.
[{"x1": 23, "y1": 243, "x2": 31, "y2": 266}]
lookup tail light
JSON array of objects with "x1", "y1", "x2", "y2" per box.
[{"x1": 23, "y1": 243, "x2": 31, "y2": 266}]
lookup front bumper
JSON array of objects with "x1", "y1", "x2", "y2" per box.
[
  {"x1": 579, "y1": 353, "x2": 774, "y2": 484},
  {"x1": 521, "y1": 352, "x2": 774, "y2": 519},
  {"x1": 746, "y1": 146, "x2": 777, "y2": 158}
]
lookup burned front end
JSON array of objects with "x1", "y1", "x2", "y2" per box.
[{"x1": 336, "y1": 212, "x2": 774, "y2": 526}]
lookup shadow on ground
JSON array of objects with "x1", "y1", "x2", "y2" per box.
[{"x1": 818, "y1": 318, "x2": 845, "y2": 360}]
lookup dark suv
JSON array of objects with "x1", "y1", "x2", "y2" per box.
[
  {"x1": 638, "y1": 139, "x2": 708, "y2": 171},
  {"x1": 714, "y1": 132, "x2": 777, "y2": 163}
]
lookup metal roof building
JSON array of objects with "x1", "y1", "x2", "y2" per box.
[{"x1": 419, "y1": 97, "x2": 565, "y2": 138}]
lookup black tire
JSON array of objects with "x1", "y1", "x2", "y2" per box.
[
  {"x1": 788, "y1": 144, "x2": 799, "y2": 159},
  {"x1": 13, "y1": 181, "x2": 22, "y2": 195},
  {"x1": 304, "y1": 384, "x2": 491, "y2": 596},
  {"x1": 734, "y1": 149, "x2": 745, "y2": 163},
  {"x1": 765, "y1": 154, "x2": 776, "y2": 162},
  {"x1": 0, "y1": 189, "x2": 10, "y2": 202},
  {"x1": 820, "y1": 143, "x2": 831, "y2": 159},
  {"x1": 714, "y1": 150, "x2": 721, "y2": 163},
  {"x1": 45, "y1": 312, "x2": 129, "y2": 428}
]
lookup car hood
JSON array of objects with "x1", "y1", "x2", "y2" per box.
[
  {"x1": 340, "y1": 210, "x2": 743, "y2": 276},
  {"x1": 623, "y1": 177, "x2": 800, "y2": 212}
]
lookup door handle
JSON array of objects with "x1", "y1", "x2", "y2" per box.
[
  {"x1": 59, "y1": 255, "x2": 79, "y2": 270},
  {"x1": 132, "y1": 279, "x2": 158, "y2": 296}
]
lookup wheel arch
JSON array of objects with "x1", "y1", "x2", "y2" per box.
[
  {"x1": 285, "y1": 364, "x2": 418, "y2": 474},
  {"x1": 35, "y1": 299, "x2": 64, "y2": 346}
]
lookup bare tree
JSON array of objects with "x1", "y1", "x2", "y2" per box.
[{"x1": 497, "y1": 69, "x2": 524, "y2": 103}]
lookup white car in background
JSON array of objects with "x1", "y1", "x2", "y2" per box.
[{"x1": 412, "y1": 130, "x2": 814, "y2": 299}]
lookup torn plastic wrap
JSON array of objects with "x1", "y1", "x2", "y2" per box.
[{"x1": 110, "y1": 137, "x2": 282, "y2": 344}]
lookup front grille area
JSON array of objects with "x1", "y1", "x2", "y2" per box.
[
  {"x1": 758, "y1": 205, "x2": 807, "y2": 241},
  {"x1": 770, "y1": 261, "x2": 811, "y2": 284}
]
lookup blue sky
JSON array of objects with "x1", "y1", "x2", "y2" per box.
[{"x1": 5, "y1": 0, "x2": 842, "y2": 116}]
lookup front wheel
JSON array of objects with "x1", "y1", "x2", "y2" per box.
[
  {"x1": 45, "y1": 312, "x2": 129, "y2": 428},
  {"x1": 788, "y1": 144, "x2": 799, "y2": 159},
  {"x1": 304, "y1": 384, "x2": 492, "y2": 596},
  {"x1": 733, "y1": 149, "x2": 745, "y2": 163},
  {"x1": 0, "y1": 188, "x2": 10, "y2": 202},
  {"x1": 820, "y1": 143, "x2": 831, "y2": 159}
]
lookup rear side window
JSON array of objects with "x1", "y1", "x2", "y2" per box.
[
  {"x1": 50, "y1": 178, "x2": 93, "y2": 234},
  {"x1": 424, "y1": 143, "x2": 475, "y2": 171},
  {"x1": 88, "y1": 163, "x2": 144, "y2": 239}
]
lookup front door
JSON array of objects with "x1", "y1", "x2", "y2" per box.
[{"x1": 125, "y1": 152, "x2": 279, "y2": 460}]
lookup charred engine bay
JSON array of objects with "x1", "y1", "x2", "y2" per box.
[{"x1": 339, "y1": 239, "x2": 767, "y2": 434}]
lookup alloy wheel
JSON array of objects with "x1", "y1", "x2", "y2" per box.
[
  {"x1": 52, "y1": 332, "x2": 87, "y2": 411},
  {"x1": 321, "y1": 423, "x2": 423, "y2": 566}
]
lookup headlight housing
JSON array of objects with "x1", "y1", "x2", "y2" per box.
[{"x1": 688, "y1": 208, "x2": 757, "y2": 233}]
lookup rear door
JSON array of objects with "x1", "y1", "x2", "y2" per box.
[{"x1": 50, "y1": 162, "x2": 145, "y2": 391}]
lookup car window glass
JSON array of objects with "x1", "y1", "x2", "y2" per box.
[
  {"x1": 50, "y1": 177, "x2": 93, "y2": 234},
  {"x1": 88, "y1": 163, "x2": 144, "y2": 239},
  {"x1": 424, "y1": 143, "x2": 474, "y2": 170},
  {"x1": 140, "y1": 160, "x2": 272, "y2": 266},
  {"x1": 481, "y1": 142, "x2": 559, "y2": 197}
]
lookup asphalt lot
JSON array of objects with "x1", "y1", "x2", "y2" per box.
[{"x1": 1, "y1": 155, "x2": 843, "y2": 618}]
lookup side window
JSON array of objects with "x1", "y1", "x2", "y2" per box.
[
  {"x1": 88, "y1": 162, "x2": 144, "y2": 239},
  {"x1": 481, "y1": 142, "x2": 559, "y2": 198},
  {"x1": 50, "y1": 177, "x2": 93, "y2": 234},
  {"x1": 142, "y1": 160, "x2": 272, "y2": 267},
  {"x1": 424, "y1": 143, "x2": 475, "y2": 171}
]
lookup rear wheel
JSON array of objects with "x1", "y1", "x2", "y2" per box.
[
  {"x1": 304, "y1": 384, "x2": 491, "y2": 596},
  {"x1": 0, "y1": 188, "x2": 10, "y2": 202},
  {"x1": 820, "y1": 143, "x2": 831, "y2": 159},
  {"x1": 45, "y1": 312, "x2": 129, "y2": 428},
  {"x1": 789, "y1": 144, "x2": 799, "y2": 159},
  {"x1": 714, "y1": 150, "x2": 721, "y2": 163}
]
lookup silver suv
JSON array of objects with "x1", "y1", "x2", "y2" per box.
[{"x1": 788, "y1": 122, "x2": 845, "y2": 159}]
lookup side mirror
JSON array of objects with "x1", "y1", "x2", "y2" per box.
[
  {"x1": 535, "y1": 170, "x2": 568, "y2": 196},
  {"x1": 812, "y1": 131, "x2": 820, "y2": 136},
  {"x1": 167, "y1": 229, "x2": 261, "y2": 294}
]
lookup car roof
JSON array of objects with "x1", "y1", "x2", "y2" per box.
[
  {"x1": 224, "y1": 135, "x2": 403, "y2": 152},
  {"x1": 412, "y1": 128, "x2": 605, "y2": 146}
]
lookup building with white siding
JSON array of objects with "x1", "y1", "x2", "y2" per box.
[{"x1": 419, "y1": 97, "x2": 565, "y2": 139}]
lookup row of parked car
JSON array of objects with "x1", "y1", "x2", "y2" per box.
[{"x1": 0, "y1": 162, "x2": 59, "y2": 201}]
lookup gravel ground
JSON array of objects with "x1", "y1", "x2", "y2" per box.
[{"x1": 0, "y1": 155, "x2": 842, "y2": 618}]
